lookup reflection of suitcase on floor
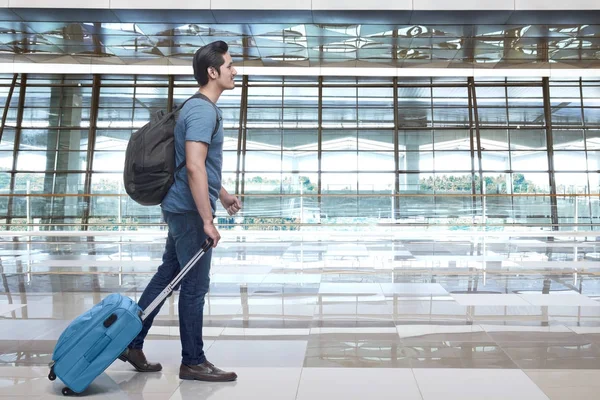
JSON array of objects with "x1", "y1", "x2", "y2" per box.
[{"x1": 47, "y1": 239, "x2": 213, "y2": 396}]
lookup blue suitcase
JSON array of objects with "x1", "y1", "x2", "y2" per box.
[{"x1": 48, "y1": 239, "x2": 212, "y2": 396}]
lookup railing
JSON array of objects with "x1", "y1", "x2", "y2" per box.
[{"x1": 1, "y1": 192, "x2": 599, "y2": 231}]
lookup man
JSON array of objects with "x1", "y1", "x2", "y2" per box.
[{"x1": 119, "y1": 40, "x2": 241, "y2": 382}]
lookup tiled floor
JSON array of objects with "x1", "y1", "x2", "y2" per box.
[{"x1": 1, "y1": 230, "x2": 600, "y2": 399}]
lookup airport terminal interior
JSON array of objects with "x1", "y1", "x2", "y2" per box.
[{"x1": 1, "y1": 2, "x2": 600, "y2": 399}]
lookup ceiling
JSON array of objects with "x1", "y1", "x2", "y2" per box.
[{"x1": 0, "y1": 7, "x2": 599, "y2": 69}]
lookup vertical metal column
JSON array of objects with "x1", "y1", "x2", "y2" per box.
[
  {"x1": 0, "y1": 74, "x2": 18, "y2": 143},
  {"x1": 393, "y1": 77, "x2": 400, "y2": 219},
  {"x1": 468, "y1": 77, "x2": 484, "y2": 225},
  {"x1": 81, "y1": 75, "x2": 101, "y2": 230},
  {"x1": 543, "y1": 77, "x2": 559, "y2": 230},
  {"x1": 167, "y1": 75, "x2": 174, "y2": 113},
  {"x1": 235, "y1": 77, "x2": 247, "y2": 196},
  {"x1": 6, "y1": 74, "x2": 27, "y2": 227},
  {"x1": 239, "y1": 76, "x2": 249, "y2": 199},
  {"x1": 467, "y1": 77, "x2": 477, "y2": 217},
  {"x1": 317, "y1": 76, "x2": 323, "y2": 216}
]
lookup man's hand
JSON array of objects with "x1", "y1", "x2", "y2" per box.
[
  {"x1": 220, "y1": 193, "x2": 242, "y2": 216},
  {"x1": 204, "y1": 221, "x2": 221, "y2": 248}
]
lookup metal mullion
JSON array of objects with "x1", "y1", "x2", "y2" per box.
[
  {"x1": 14, "y1": 169, "x2": 88, "y2": 174},
  {"x1": 579, "y1": 78, "x2": 594, "y2": 229},
  {"x1": 239, "y1": 76, "x2": 249, "y2": 199},
  {"x1": 355, "y1": 81, "x2": 359, "y2": 217},
  {"x1": 6, "y1": 74, "x2": 27, "y2": 227},
  {"x1": 472, "y1": 82, "x2": 543, "y2": 88},
  {"x1": 167, "y1": 75, "x2": 174, "y2": 113},
  {"x1": 393, "y1": 77, "x2": 400, "y2": 219},
  {"x1": 430, "y1": 79, "x2": 437, "y2": 208},
  {"x1": 280, "y1": 83, "x2": 284, "y2": 213},
  {"x1": 467, "y1": 77, "x2": 478, "y2": 218},
  {"x1": 543, "y1": 77, "x2": 559, "y2": 230},
  {"x1": 48, "y1": 75, "x2": 67, "y2": 224},
  {"x1": 0, "y1": 74, "x2": 18, "y2": 144},
  {"x1": 235, "y1": 79, "x2": 246, "y2": 195},
  {"x1": 81, "y1": 75, "x2": 101, "y2": 230},
  {"x1": 24, "y1": 83, "x2": 95, "y2": 88},
  {"x1": 504, "y1": 82, "x2": 515, "y2": 212},
  {"x1": 471, "y1": 77, "x2": 484, "y2": 204},
  {"x1": 318, "y1": 76, "x2": 323, "y2": 215},
  {"x1": 235, "y1": 80, "x2": 245, "y2": 196}
]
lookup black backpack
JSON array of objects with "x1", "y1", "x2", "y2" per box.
[{"x1": 123, "y1": 93, "x2": 220, "y2": 206}]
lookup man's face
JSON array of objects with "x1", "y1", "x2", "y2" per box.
[{"x1": 215, "y1": 52, "x2": 237, "y2": 90}]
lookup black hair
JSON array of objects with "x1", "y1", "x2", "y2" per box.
[{"x1": 193, "y1": 40, "x2": 229, "y2": 86}]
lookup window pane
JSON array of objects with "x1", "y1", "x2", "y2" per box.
[
  {"x1": 481, "y1": 151, "x2": 509, "y2": 171},
  {"x1": 247, "y1": 129, "x2": 281, "y2": 149},
  {"x1": 19, "y1": 129, "x2": 88, "y2": 151},
  {"x1": 16, "y1": 151, "x2": 86, "y2": 171},
  {"x1": 93, "y1": 151, "x2": 125, "y2": 172},
  {"x1": 554, "y1": 151, "x2": 587, "y2": 171},
  {"x1": 477, "y1": 108, "x2": 507, "y2": 126},
  {"x1": 480, "y1": 129, "x2": 508, "y2": 150},
  {"x1": 399, "y1": 130, "x2": 433, "y2": 150},
  {"x1": 322, "y1": 172, "x2": 356, "y2": 193},
  {"x1": 322, "y1": 152, "x2": 357, "y2": 171},
  {"x1": 244, "y1": 173, "x2": 284, "y2": 194},
  {"x1": 511, "y1": 152, "x2": 548, "y2": 171},
  {"x1": 282, "y1": 151, "x2": 318, "y2": 172},
  {"x1": 95, "y1": 130, "x2": 132, "y2": 151},
  {"x1": 0, "y1": 151, "x2": 13, "y2": 171},
  {"x1": 399, "y1": 151, "x2": 433, "y2": 171},
  {"x1": 245, "y1": 151, "x2": 281, "y2": 172},
  {"x1": 553, "y1": 129, "x2": 584, "y2": 150},
  {"x1": 586, "y1": 129, "x2": 600, "y2": 149},
  {"x1": 358, "y1": 152, "x2": 395, "y2": 171},
  {"x1": 552, "y1": 107, "x2": 583, "y2": 126},
  {"x1": 512, "y1": 172, "x2": 550, "y2": 193},
  {"x1": 398, "y1": 108, "x2": 432, "y2": 128},
  {"x1": 433, "y1": 108, "x2": 470, "y2": 127},
  {"x1": 584, "y1": 108, "x2": 600, "y2": 125},
  {"x1": 434, "y1": 129, "x2": 470, "y2": 150},
  {"x1": 283, "y1": 129, "x2": 317, "y2": 150},
  {"x1": 508, "y1": 108, "x2": 545, "y2": 125},
  {"x1": 510, "y1": 129, "x2": 546, "y2": 150},
  {"x1": 434, "y1": 151, "x2": 471, "y2": 171}
]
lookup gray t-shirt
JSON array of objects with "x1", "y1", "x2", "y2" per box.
[{"x1": 161, "y1": 97, "x2": 223, "y2": 215}]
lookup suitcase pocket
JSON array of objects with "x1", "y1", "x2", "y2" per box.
[{"x1": 84, "y1": 335, "x2": 112, "y2": 362}]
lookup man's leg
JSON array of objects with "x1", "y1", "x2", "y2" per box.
[
  {"x1": 169, "y1": 211, "x2": 236, "y2": 381},
  {"x1": 130, "y1": 230, "x2": 179, "y2": 348},
  {"x1": 120, "y1": 214, "x2": 180, "y2": 372}
]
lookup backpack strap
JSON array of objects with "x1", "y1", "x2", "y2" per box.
[{"x1": 174, "y1": 93, "x2": 221, "y2": 173}]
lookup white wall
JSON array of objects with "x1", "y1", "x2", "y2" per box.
[{"x1": 4, "y1": 0, "x2": 600, "y2": 10}]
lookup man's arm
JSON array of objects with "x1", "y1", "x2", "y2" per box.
[
  {"x1": 219, "y1": 186, "x2": 229, "y2": 200},
  {"x1": 186, "y1": 141, "x2": 220, "y2": 247},
  {"x1": 219, "y1": 186, "x2": 242, "y2": 216}
]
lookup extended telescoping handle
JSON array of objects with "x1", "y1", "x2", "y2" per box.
[{"x1": 140, "y1": 238, "x2": 214, "y2": 321}]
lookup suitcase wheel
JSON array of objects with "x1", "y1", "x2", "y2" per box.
[
  {"x1": 62, "y1": 387, "x2": 74, "y2": 396},
  {"x1": 48, "y1": 370, "x2": 56, "y2": 381}
]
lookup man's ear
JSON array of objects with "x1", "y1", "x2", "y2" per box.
[{"x1": 208, "y1": 67, "x2": 217, "y2": 79}]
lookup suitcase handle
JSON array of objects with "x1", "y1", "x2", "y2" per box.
[{"x1": 140, "y1": 238, "x2": 214, "y2": 321}]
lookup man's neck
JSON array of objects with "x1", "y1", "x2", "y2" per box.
[{"x1": 198, "y1": 85, "x2": 222, "y2": 104}]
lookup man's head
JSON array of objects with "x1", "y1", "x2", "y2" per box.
[{"x1": 193, "y1": 40, "x2": 237, "y2": 90}]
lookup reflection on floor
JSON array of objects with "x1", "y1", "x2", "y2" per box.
[{"x1": 1, "y1": 230, "x2": 600, "y2": 399}]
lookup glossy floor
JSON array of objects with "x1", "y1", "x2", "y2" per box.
[{"x1": 1, "y1": 230, "x2": 600, "y2": 399}]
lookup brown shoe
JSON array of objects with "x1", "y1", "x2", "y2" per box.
[
  {"x1": 179, "y1": 361, "x2": 237, "y2": 382},
  {"x1": 118, "y1": 348, "x2": 162, "y2": 372}
]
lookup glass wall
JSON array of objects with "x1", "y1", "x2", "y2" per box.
[{"x1": 1, "y1": 73, "x2": 599, "y2": 230}]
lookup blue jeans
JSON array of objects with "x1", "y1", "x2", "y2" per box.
[{"x1": 129, "y1": 210, "x2": 212, "y2": 366}]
